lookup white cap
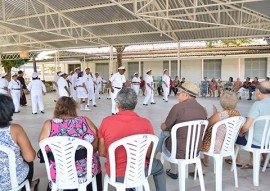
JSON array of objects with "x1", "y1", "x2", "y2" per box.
[
  {"x1": 32, "y1": 72, "x2": 38, "y2": 78},
  {"x1": 74, "y1": 67, "x2": 80, "y2": 71},
  {"x1": 134, "y1": 72, "x2": 138, "y2": 75},
  {"x1": 146, "y1": 69, "x2": 152, "y2": 74},
  {"x1": 59, "y1": 72, "x2": 66, "y2": 76},
  {"x1": 163, "y1": 68, "x2": 168, "y2": 72},
  {"x1": 118, "y1": 66, "x2": 125, "y2": 70},
  {"x1": 1, "y1": 72, "x2": 7, "y2": 78},
  {"x1": 11, "y1": 73, "x2": 18, "y2": 77}
]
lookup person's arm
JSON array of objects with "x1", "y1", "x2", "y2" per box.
[
  {"x1": 108, "y1": 80, "x2": 114, "y2": 93},
  {"x1": 239, "y1": 117, "x2": 254, "y2": 137},
  {"x1": 207, "y1": 112, "x2": 221, "y2": 128},
  {"x1": 98, "y1": 138, "x2": 106, "y2": 157},
  {"x1": 39, "y1": 120, "x2": 51, "y2": 142},
  {"x1": 41, "y1": 82, "x2": 46, "y2": 95},
  {"x1": 82, "y1": 82, "x2": 88, "y2": 94},
  {"x1": 11, "y1": 124, "x2": 36, "y2": 162},
  {"x1": 84, "y1": 117, "x2": 98, "y2": 152}
]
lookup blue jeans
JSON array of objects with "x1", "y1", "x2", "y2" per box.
[{"x1": 236, "y1": 136, "x2": 260, "y2": 148}]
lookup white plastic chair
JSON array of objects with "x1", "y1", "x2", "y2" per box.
[
  {"x1": 39, "y1": 136, "x2": 97, "y2": 191},
  {"x1": 235, "y1": 115, "x2": 270, "y2": 186},
  {"x1": 160, "y1": 120, "x2": 209, "y2": 191},
  {"x1": 103, "y1": 134, "x2": 159, "y2": 191},
  {"x1": 201, "y1": 116, "x2": 246, "y2": 191},
  {"x1": 0, "y1": 145, "x2": 30, "y2": 191}
]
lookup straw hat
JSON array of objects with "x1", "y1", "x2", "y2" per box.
[{"x1": 178, "y1": 81, "x2": 199, "y2": 97}]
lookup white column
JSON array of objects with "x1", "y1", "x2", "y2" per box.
[
  {"x1": 201, "y1": 59, "x2": 204, "y2": 80},
  {"x1": 41, "y1": 63, "x2": 44, "y2": 80},
  {"x1": 169, "y1": 60, "x2": 171, "y2": 76},
  {"x1": 109, "y1": 46, "x2": 114, "y2": 76},
  {"x1": 177, "y1": 42, "x2": 181, "y2": 77},
  {"x1": 138, "y1": 61, "x2": 141, "y2": 77},
  {"x1": 238, "y1": 58, "x2": 241, "y2": 78}
]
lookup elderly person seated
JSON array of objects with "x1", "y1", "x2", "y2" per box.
[
  {"x1": 98, "y1": 88, "x2": 166, "y2": 191},
  {"x1": 209, "y1": 78, "x2": 217, "y2": 97},
  {"x1": 224, "y1": 77, "x2": 234, "y2": 91},
  {"x1": 0, "y1": 94, "x2": 38, "y2": 191},
  {"x1": 217, "y1": 79, "x2": 223, "y2": 97},
  {"x1": 238, "y1": 77, "x2": 251, "y2": 100},
  {"x1": 233, "y1": 78, "x2": 243, "y2": 93},
  {"x1": 39, "y1": 96, "x2": 102, "y2": 191},
  {"x1": 201, "y1": 91, "x2": 241, "y2": 166},
  {"x1": 247, "y1": 77, "x2": 259, "y2": 100}
]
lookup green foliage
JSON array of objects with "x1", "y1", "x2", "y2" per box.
[
  {"x1": 220, "y1": 39, "x2": 253, "y2": 47},
  {"x1": 1, "y1": 58, "x2": 29, "y2": 69},
  {"x1": 205, "y1": 41, "x2": 216, "y2": 48}
]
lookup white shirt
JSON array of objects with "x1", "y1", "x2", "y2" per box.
[
  {"x1": 71, "y1": 73, "x2": 78, "y2": 87},
  {"x1": 8, "y1": 79, "x2": 21, "y2": 91},
  {"x1": 75, "y1": 77, "x2": 86, "y2": 87},
  {"x1": 0, "y1": 78, "x2": 9, "y2": 94},
  {"x1": 95, "y1": 76, "x2": 102, "y2": 86},
  {"x1": 145, "y1": 75, "x2": 153, "y2": 88},
  {"x1": 162, "y1": 74, "x2": 170, "y2": 86},
  {"x1": 84, "y1": 73, "x2": 95, "y2": 88},
  {"x1": 132, "y1": 76, "x2": 140, "y2": 85},
  {"x1": 27, "y1": 79, "x2": 46, "y2": 94},
  {"x1": 109, "y1": 72, "x2": 126, "y2": 88},
  {"x1": 57, "y1": 77, "x2": 69, "y2": 96}
]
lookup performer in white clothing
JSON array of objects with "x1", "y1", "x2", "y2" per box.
[
  {"x1": 8, "y1": 73, "x2": 21, "y2": 113},
  {"x1": 162, "y1": 69, "x2": 170, "y2": 102},
  {"x1": 84, "y1": 68, "x2": 96, "y2": 107},
  {"x1": 52, "y1": 71, "x2": 61, "y2": 102},
  {"x1": 132, "y1": 72, "x2": 140, "y2": 96},
  {"x1": 75, "y1": 72, "x2": 90, "y2": 111},
  {"x1": 143, "y1": 70, "x2": 156, "y2": 106},
  {"x1": 71, "y1": 67, "x2": 81, "y2": 101},
  {"x1": 0, "y1": 72, "x2": 9, "y2": 95},
  {"x1": 94, "y1": 72, "x2": 102, "y2": 99},
  {"x1": 108, "y1": 66, "x2": 126, "y2": 115},
  {"x1": 27, "y1": 72, "x2": 46, "y2": 114},
  {"x1": 57, "y1": 72, "x2": 70, "y2": 97}
]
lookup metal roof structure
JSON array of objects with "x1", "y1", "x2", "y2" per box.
[{"x1": 0, "y1": 0, "x2": 270, "y2": 54}]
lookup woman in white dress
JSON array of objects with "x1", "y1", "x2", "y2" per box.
[{"x1": 75, "y1": 72, "x2": 90, "y2": 111}]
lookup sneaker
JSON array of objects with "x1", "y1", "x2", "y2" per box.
[
  {"x1": 41, "y1": 111, "x2": 45, "y2": 114},
  {"x1": 143, "y1": 104, "x2": 148, "y2": 106},
  {"x1": 93, "y1": 105, "x2": 97, "y2": 107},
  {"x1": 247, "y1": 98, "x2": 252, "y2": 100},
  {"x1": 32, "y1": 113, "x2": 37, "y2": 115},
  {"x1": 150, "y1": 102, "x2": 156, "y2": 104}
]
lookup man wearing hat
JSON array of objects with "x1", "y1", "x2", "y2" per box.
[
  {"x1": 162, "y1": 69, "x2": 170, "y2": 102},
  {"x1": 17, "y1": 70, "x2": 27, "y2": 106},
  {"x1": 57, "y1": 72, "x2": 70, "y2": 97},
  {"x1": 27, "y1": 72, "x2": 46, "y2": 114},
  {"x1": 71, "y1": 67, "x2": 81, "y2": 100},
  {"x1": 53, "y1": 71, "x2": 61, "y2": 102},
  {"x1": 143, "y1": 70, "x2": 156, "y2": 106},
  {"x1": 84, "y1": 68, "x2": 96, "y2": 107},
  {"x1": 75, "y1": 72, "x2": 90, "y2": 111},
  {"x1": 131, "y1": 72, "x2": 140, "y2": 96},
  {"x1": 94, "y1": 72, "x2": 102, "y2": 100},
  {"x1": 108, "y1": 66, "x2": 126, "y2": 115},
  {"x1": 8, "y1": 73, "x2": 21, "y2": 113},
  {"x1": 0, "y1": 72, "x2": 9, "y2": 95},
  {"x1": 156, "y1": 82, "x2": 207, "y2": 179}
]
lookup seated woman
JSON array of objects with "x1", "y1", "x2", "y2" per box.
[
  {"x1": 39, "y1": 96, "x2": 102, "y2": 191},
  {"x1": 224, "y1": 77, "x2": 234, "y2": 91},
  {"x1": 201, "y1": 91, "x2": 242, "y2": 166},
  {"x1": 0, "y1": 94, "x2": 38, "y2": 191},
  {"x1": 233, "y1": 78, "x2": 242, "y2": 93},
  {"x1": 172, "y1": 76, "x2": 181, "y2": 96},
  {"x1": 209, "y1": 78, "x2": 217, "y2": 97}
]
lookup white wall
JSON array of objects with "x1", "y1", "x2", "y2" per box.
[
  {"x1": 221, "y1": 58, "x2": 240, "y2": 81},
  {"x1": 181, "y1": 59, "x2": 202, "y2": 84},
  {"x1": 267, "y1": 57, "x2": 270, "y2": 78},
  {"x1": 140, "y1": 61, "x2": 163, "y2": 79}
]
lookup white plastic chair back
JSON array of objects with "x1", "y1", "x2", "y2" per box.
[
  {"x1": 105, "y1": 134, "x2": 158, "y2": 190},
  {"x1": 0, "y1": 145, "x2": 30, "y2": 191},
  {"x1": 167, "y1": 120, "x2": 209, "y2": 162},
  {"x1": 208, "y1": 116, "x2": 246, "y2": 156},
  {"x1": 39, "y1": 136, "x2": 96, "y2": 191}
]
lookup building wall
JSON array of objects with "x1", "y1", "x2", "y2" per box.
[
  {"x1": 221, "y1": 58, "x2": 240, "y2": 81},
  {"x1": 181, "y1": 59, "x2": 202, "y2": 83}
]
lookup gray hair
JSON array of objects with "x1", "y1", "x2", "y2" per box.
[
  {"x1": 256, "y1": 81, "x2": 270, "y2": 94},
  {"x1": 220, "y1": 91, "x2": 238, "y2": 110},
  {"x1": 116, "y1": 88, "x2": 138, "y2": 110}
]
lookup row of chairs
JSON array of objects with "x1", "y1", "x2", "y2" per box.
[{"x1": 1, "y1": 115, "x2": 270, "y2": 191}]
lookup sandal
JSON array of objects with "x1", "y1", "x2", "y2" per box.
[
  {"x1": 225, "y1": 159, "x2": 243, "y2": 167},
  {"x1": 166, "y1": 169, "x2": 178, "y2": 179},
  {"x1": 189, "y1": 171, "x2": 206, "y2": 177},
  {"x1": 241, "y1": 163, "x2": 253, "y2": 169}
]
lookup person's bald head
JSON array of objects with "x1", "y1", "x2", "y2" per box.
[{"x1": 257, "y1": 81, "x2": 270, "y2": 95}]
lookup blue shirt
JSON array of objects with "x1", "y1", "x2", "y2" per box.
[{"x1": 246, "y1": 98, "x2": 270, "y2": 146}]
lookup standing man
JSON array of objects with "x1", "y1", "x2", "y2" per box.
[
  {"x1": 162, "y1": 69, "x2": 170, "y2": 102},
  {"x1": 131, "y1": 72, "x2": 140, "y2": 96},
  {"x1": 156, "y1": 82, "x2": 207, "y2": 179},
  {"x1": 85, "y1": 68, "x2": 96, "y2": 107},
  {"x1": 71, "y1": 67, "x2": 81, "y2": 101},
  {"x1": 8, "y1": 73, "x2": 21, "y2": 113},
  {"x1": 0, "y1": 72, "x2": 9, "y2": 95},
  {"x1": 57, "y1": 72, "x2": 70, "y2": 97},
  {"x1": 75, "y1": 72, "x2": 90, "y2": 111},
  {"x1": 94, "y1": 72, "x2": 102, "y2": 100},
  {"x1": 98, "y1": 88, "x2": 166, "y2": 191},
  {"x1": 17, "y1": 70, "x2": 27, "y2": 106},
  {"x1": 143, "y1": 70, "x2": 156, "y2": 106},
  {"x1": 27, "y1": 72, "x2": 46, "y2": 114},
  {"x1": 53, "y1": 71, "x2": 61, "y2": 102},
  {"x1": 108, "y1": 66, "x2": 126, "y2": 115}
]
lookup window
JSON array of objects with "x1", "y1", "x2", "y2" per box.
[
  {"x1": 128, "y1": 62, "x2": 139, "y2": 79},
  {"x1": 203, "y1": 59, "x2": 221, "y2": 79},
  {"x1": 96, "y1": 63, "x2": 109, "y2": 80},
  {"x1": 163, "y1": 61, "x2": 169, "y2": 71},
  {"x1": 171, "y1": 60, "x2": 178, "y2": 79},
  {"x1": 245, "y1": 58, "x2": 267, "y2": 79}
]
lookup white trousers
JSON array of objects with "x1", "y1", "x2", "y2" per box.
[
  {"x1": 143, "y1": 87, "x2": 154, "y2": 104},
  {"x1": 162, "y1": 85, "x2": 170, "y2": 101},
  {"x1": 238, "y1": 87, "x2": 248, "y2": 97},
  {"x1": 11, "y1": 90, "x2": 20, "y2": 112},
  {"x1": 111, "y1": 88, "x2": 120, "y2": 114},
  {"x1": 95, "y1": 85, "x2": 101, "y2": 98},
  {"x1": 72, "y1": 88, "x2": 77, "y2": 101},
  {"x1": 132, "y1": 85, "x2": 140, "y2": 96},
  {"x1": 88, "y1": 86, "x2": 96, "y2": 105},
  {"x1": 31, "y1": 93, "x2": 44, "y2": 113}
]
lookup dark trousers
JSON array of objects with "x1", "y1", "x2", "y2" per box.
[
  {"x1": 20, "y1": 92, "x2": 27, "y2": 105},
  {"x1": 22, "y1": 162, "x2": 34, "y2": 191},
  {"x1": 248, "y1": 86, "x2": 256, "y2": 99}
]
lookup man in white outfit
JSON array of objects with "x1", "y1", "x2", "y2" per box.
[
  {"x1": 71, "y1": 67, "x2": 81, "y2": 100},
  {"x1": 75, "y1": 72, "x2": 90, "y2": 111},
  {"x1": 108, "y1": 66, "x2": 126, "y2": 115},
  {"x1": 53, "y1": 71, "x2": 61, "y2": 102},
  {"x1": 57, "y1": 72, "x2": 70, "y2": 97},
  {"x1": 84, "y1": 68, "x2": 96, "y2": 107},
  {"x1": 27, "y1": 72, "x2": 46, "y2": 114},
  {"x1": 162, "y1": 69, "x2": 170, "y2": 102},
  {"x1": 132, "y1": 72, "x2": 140, "y2": 96},
  {"x1": 0, "y1": 72, "x2": 9, "y2": 95},
  {"x1": 95, "y1": 72, "x2": 102, "y2": 100},
  {"x1": 143, "y1": 70, "x2": 156, "y2": 106},
  {"x1": 8, "y1": 73, "x2": 21, "y2": 113}
]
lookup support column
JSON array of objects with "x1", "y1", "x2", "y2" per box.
[
  {"x1": 169, "y1": 60, "x2": 171, "y2": 76},
  {"x1": 41, "y1": 63, "x2": 44, "y2": 80},
  {"x1": 138, "y1": 61, "x2": 141, "y2": 77},
  {"x1": 201, "y1": 59, "x2": 204, "y2": 80},
  {"x1": 109, "y1": 46, "x2": 114, "y2": 77},
  {"x1": 177, "y1": 42, "x2": 181, "y2": 78},
  {"x1": 238, "y1": 58, "x2": 241, "y2": 78}
]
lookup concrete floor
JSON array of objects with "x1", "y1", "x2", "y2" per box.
[{"x1": 12, "y1": 92, "x2": 270, "y2": 191}]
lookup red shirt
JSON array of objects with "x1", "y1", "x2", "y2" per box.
[{"x1": 98, "y1": 111, "x2": 154, "y2": 177}]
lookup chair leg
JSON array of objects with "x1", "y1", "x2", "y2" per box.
[
  {"x1": 92, "y1": 176, "x2": 97, "y2": 191},
  {"x1": 178, "y1": 163, "x2": 186, "y2": 191},
  {"x1": 143, "y1": 182, "x2": 150, "y2": 191},
  {"x1": 103, "y1": 176, "x2": 109, "y2": 191},
  {"x1": 25, "y1": 180, "x2": 31, "y2": 191},
  {"x1": 263, "y1": 153, "x2": 270, "y2": 172},
  {"x1": 215, "y1": 157, "x2": 223, "y2": 191},
  {"x1": 196, "y1": 160, "x2": 205, "y2": 191},
  {"x1": 253, "y1": 152, "x2": 261, "y2": 186},
  {"x1": 186, "y1": 164, "x2": 189, "y2": 179},
  {"x1": 231, "y1": 154, "x2": 238, "y2": 188}
]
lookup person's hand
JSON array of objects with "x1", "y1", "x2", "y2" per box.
[
  {"x1": 111, "y1": 87, "x2": 114, "y2": 93},
  {"x1": 43, "y1": 92, "x2": 46, "y2": 96},
  {"x1": 4, "y1": 87, "x2": 8, "y2": 91},
  {"x1": 213, "y1": 105, "x2": 218, "y2": 114}
]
